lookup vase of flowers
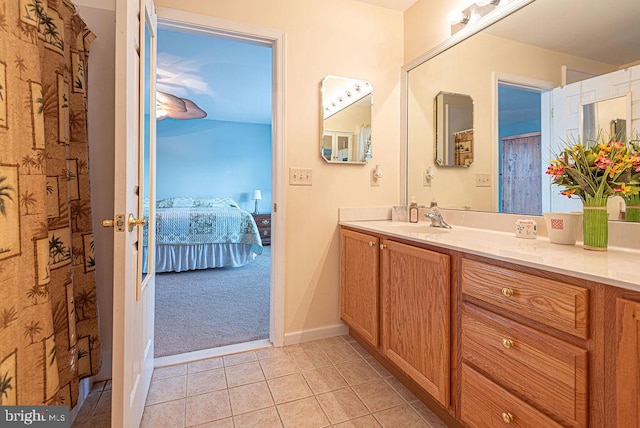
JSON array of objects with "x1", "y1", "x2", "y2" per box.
[
  {"x1": 623, "y1": 142, "x2": 640, "y2": 222},
  {"x1": 546, "y1": 135, "x2": 639, "y2": 250}
]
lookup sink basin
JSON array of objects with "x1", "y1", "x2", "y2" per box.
[{"x1": 382, "y1": 223, "x2": 451, "y2": 235}]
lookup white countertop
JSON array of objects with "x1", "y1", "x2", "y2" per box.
[{"x1": 340, "y1": 220, "x2": 640, "y2": 292}]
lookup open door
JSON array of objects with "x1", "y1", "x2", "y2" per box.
[{"x1": 108, "y1": 0, "x2": 157, "y2": 426}]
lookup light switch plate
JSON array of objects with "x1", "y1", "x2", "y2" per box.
[
  {"x1": 476, "y1": 173, "x2": 491, "y2": 187},
  {"x1": 290, "y1": 168, "x2": 312, "y2": 185}
]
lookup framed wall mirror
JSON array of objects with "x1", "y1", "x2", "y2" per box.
[
  {"x1": 434, "y1": 91, "x2": 474, "y2": 167},
  {"x1": 403, "y1": 0, "x2": 640, "y2": 217},
  {"x1": 321, "y1": 75, "x2": 372, "y2": 163}
]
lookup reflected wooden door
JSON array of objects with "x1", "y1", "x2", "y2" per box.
[{"x1": 501, "y1": 132, "x2": 541, "y2": 215}]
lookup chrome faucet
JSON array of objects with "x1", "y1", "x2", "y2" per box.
[{"x1": 425, "y1": 207, "x2": 452, "y2": 229}]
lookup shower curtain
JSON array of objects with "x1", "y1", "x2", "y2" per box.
[
  {"x1": 0, "y1": 0, "x2": 100, "y2": 409},
  {"x1": 357, "y1": 124, "x2": 371, "y2": 162}
]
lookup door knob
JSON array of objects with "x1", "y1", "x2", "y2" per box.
[{"x1": 128, "y1": 213, "x2": 147, "y2": 232}]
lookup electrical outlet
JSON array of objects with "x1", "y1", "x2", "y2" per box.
[
  {"x1": 371, "y1": 170, "x2": 380, "y2": 186},
  {"x1": 476, "y1": 173, "x2": 491, "y2": 187},
  {"x1": 423, "y1": 171, "x2": 432, "y2": 187},
  {"x1": 289, "y1": 168, "x2": 312, "y2": 186}
]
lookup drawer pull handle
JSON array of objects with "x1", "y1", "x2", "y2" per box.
[
  {"x1": 501, "y1": 338, "x2": 514, "y2": 349},
  {"x1": 380, "y1": 244, "x2": 387, "y2": 250},
  {"x1": 501, "y1": 287, "x2": 514, "y2": 298},
  {"x1": 369, "y1": 241, "x2": 375, "y2": 247},
  {"x1": 501, "y1": 412, "x2": 513, "y2": 424},
  {"x1": 261, "y1": 220, "x2": 269, "y2": 225}
]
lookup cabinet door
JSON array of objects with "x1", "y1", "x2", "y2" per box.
[
  {"x1": 381, "y1": 239, "x2": 450, "y2": 406},
  {"x1": 340, "y1": 229, "x2": 379, "y2": 347},
  {"x1": 616, "y1": 298, "x2": 640, "y2": 426}
]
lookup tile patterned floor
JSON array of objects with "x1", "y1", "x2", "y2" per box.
[{"x1": 71, "y1": 336, "x2": 447, "y2": 427}]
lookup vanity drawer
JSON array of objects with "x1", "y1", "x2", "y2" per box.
[
  {"x1": 461, "y1": 364, "x2": 563, "y2": 428},
  {"x1": 461, "y1": 258, "x2": 588, "y2": 338},
  {"x1": 461, "y1": 306, "x2": 588, "y2": 427}
]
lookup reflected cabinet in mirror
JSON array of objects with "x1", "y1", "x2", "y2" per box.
[
  {"x1": 321, "y1": 76, "x2": 372, "y2": 163},
  {"x1": 405, "y1": 0, "x2": 640, "y2": 217},
  {"x1": 434, "y1": 92, "x2": 474, "y2": 167}
]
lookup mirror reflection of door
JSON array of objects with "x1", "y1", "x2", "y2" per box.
[{"x1": 498, "y1": 84, "x2": 543, "y2": 215}]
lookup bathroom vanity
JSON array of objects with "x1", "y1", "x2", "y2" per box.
[{"x1": 339, "y1": 220, "x2": 640, "y2": 428}]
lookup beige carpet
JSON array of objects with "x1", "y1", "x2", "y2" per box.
[{"x1": 154, "y1": 246, "x2": 270, "y2": 357}]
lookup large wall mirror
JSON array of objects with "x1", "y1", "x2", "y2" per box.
[
  {"x1": 404, "y1": 0, "x2": 640, "y2": 217},
  {"x1": 321, "y1": 76, "x2": 372, "y2": 163}
]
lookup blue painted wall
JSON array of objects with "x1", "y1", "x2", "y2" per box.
[
  {"x1": 156, "y1": 119, "x2": 272, "y2": 214},
  {"x1": 498, "y1": 85, "x2": 541, "y2": 140}
]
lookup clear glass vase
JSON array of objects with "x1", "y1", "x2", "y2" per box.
[{"x1": 582, "y1": 196, "x2": 608, "y2": 251}]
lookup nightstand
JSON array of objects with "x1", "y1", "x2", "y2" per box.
[{"x1": 252, "y1": 213, "x2": 271, "y2": 245}]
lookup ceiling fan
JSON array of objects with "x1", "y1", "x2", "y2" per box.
[{"x1": 156, "y1": 91, "x2": 207, "y2": 120}]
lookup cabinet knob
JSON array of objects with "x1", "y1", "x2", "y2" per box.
[
  {"x1": 369, "y1": 241, "x2": 375, "y2": 247},
  {"x1": 501, "y1": 412, "x2": 513, "y2": 424},
  {"x1": 501, "y1": 287, "x2": 514, "y2": 298},
  {"x1": 501, "y1": 338, "x2": 514, "y2": 349},
  {"x1": 380, "y1": 244, "x2": 387, "y2": 250}
]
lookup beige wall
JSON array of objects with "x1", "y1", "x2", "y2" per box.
[
  {"x1": 77, "y1": 0, "x2": 403, "y2": 377},
  {"x1": 404, "y1": 0, "x2": 464, "y2": 62}
]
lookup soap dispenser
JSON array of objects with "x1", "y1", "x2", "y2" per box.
[{"x1": 409, "y1": 196, "x2": 419, "y2": 223}]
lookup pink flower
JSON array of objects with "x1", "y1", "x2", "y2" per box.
[{"x1": 594, "y1": 152, "x2": 613, "y2": 169}]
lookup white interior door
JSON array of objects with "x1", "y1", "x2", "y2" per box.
[{"x1": 111, "y1": 0, "x2": 157, "y2": 426}]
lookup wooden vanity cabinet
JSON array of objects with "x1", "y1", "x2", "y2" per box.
[
  {"x1": 340, "y1": 225, "x2": 640, "y2": 428},
  {"x1": 460, "y1": 258, "x2": 589, "y2": 427},
  {"x1": 380, "y1": 239, "x2": 450, "y2": 406},
  {"x1": 615, "y1": 298, "x2": 640, "y2": 427},
  {"x1": 340, "y1": 228, "x2": 451, "y2": 408},
  {"x1": 340, "y1": 229, "x2": 380, "y2": 348}
]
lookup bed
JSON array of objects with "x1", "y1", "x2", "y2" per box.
[{"x1": 142, "y1": 197, "x2": 263, "y2": 273}]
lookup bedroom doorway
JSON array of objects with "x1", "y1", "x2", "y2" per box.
[{"x1": 151, "y1": 12, "x2": 283, "y2": 363}]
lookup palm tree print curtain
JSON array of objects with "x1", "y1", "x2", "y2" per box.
[{"x1": 0, "y1": 0, "x2": 100, "y2": 408}]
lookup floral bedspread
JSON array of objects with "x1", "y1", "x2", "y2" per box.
[{"x1": 145, "y1": 206, "x2": 263, "y2": 254}]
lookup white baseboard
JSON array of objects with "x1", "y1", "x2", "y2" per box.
[
  {"x1": 153, "y1": 324, "x2": 349, "y2": 368},
  {"x1": 283, "y1": 323, "x2": 349, "y2": 346}
]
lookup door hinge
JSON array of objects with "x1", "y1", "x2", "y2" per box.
[{"x1": 273, "y1": 203, "x2": 277, "y2": 213}]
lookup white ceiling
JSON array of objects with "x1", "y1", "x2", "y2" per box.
[
  {"x1": 486, "y1": 0, "x2": 640, "y2": 67},
  {"x1": 351, "y1": 0, "x2": 419, "y2": 11}
]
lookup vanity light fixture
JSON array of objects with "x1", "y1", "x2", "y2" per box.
[
  {"x1": 450, "y1": 0, "x2": 502, "y2": 35},
  {"x1": 474, "y1": 0, "x2": 500, "y2": 7},
  {"x1": 448, "y1": 8, "x2": 469, "y2": 25},
  {"x1": 323, "y1": 80, "x2": 372, "y2": 119}
]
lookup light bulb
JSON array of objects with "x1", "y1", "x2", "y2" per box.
[
  {"x1": 448, "y1": 9, "x2": 469, "y2": 25},
  {"x1": 475, "y1": 0, "x2": 500, "y2": 6}
]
